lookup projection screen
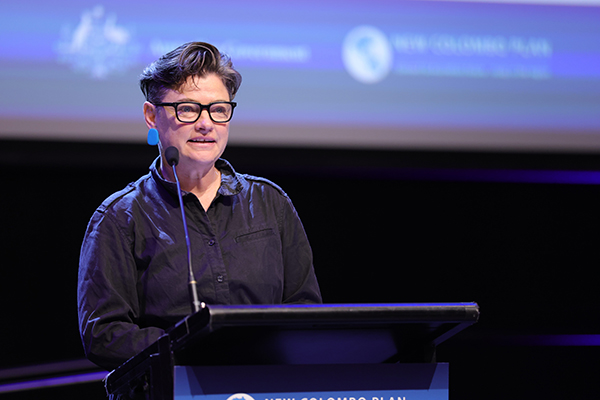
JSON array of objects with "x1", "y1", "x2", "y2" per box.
[{"x1": 1, "y1": 0, "x2": 599, "y2": 151}]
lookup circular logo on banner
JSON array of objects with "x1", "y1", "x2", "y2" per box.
[
  {"x1": 342, "y1": 25, "x2": 393, "y2": 84},
  {"x1": 227, "y1": 394, "x2": 255, "y2": 400}
]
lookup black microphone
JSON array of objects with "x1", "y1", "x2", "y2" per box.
[
  {"x1": 165, "y1": 146, "x2": 203, "y2": 314},
  {"x1": 165, "y1": 145, "x2": 179, "y2": 167}
]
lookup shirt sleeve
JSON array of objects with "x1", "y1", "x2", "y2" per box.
[
  {"x1": 77, "y1": 209, "x2": 164, "y2": 371},
  {"x1": 278, "y1": 195, "x2": 323, "y2": 304}
]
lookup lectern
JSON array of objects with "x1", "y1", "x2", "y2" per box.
[{"x1": 105, "y1": 303, "x2": 479, "y2": 400}]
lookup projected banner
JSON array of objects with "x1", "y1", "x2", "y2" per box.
[{"x1": 1, "y1": 1, "x2": 599, "y2": 151}]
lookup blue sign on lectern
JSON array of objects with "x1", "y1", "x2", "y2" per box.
[{"x1": 173, "y1": 363, "x2": 449, "y2": 400}]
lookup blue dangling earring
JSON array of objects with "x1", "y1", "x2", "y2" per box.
[{"x1": 147, "y1": 128, "x2": 159, "y2": 145}]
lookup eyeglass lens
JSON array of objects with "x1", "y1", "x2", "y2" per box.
[{"x1": 177, "y1": 102, "x2": 233, "y2": 123}]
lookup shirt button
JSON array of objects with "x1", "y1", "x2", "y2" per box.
[
  {"x1": 216, "y1": 275, "x2": 224, "y2": 283},
  {"x1": 207, "y1": 239, "x2": 216, "y2": 246}
]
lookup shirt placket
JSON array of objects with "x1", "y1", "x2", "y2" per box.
[{"x1": 185, "y1": 193, "x2": 231, "y2": 304}]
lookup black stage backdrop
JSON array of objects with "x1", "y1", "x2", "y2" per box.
[{"x1": 1, "y1": 139, "x2": 599, "y2": 399}]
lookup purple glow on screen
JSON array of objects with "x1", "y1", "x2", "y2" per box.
[
  {"x1": 510, "y1": 334, "x2": 600, "y2": 346},
  {"x1": 0, "y1": 371, "x2": 106, "y2": 394},
  {"x1": 444, "y1": 169, "x2": 600, "y2": 184},
  {"x1": 370, "y1": 168, "x2": 600, "y2": 185}
]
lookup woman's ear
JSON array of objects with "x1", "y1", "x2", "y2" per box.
[{"x1": 143, "y1": 101, "x2": 157, "y2": 129}]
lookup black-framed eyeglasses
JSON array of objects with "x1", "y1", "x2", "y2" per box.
[{"x1": 152, "y1": 101, "x2": 237, "y2": 123}]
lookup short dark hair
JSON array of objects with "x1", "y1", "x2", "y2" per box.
[{"x1": 140, "y1": 42, "x2": 242, "y2": 103}]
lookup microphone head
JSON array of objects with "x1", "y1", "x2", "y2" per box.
[{"x1": 165, "y1": 146, "x2": 180, "y2": 166}]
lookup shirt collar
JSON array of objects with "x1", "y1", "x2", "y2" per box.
[
  {"x1": 150, "y1": 157, "x2": 243, "y2": 197},
  {"x1": 215, "y1": 159, "x2": 244, "y2": 196}
]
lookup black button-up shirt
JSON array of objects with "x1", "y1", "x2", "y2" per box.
[{"x1": 77, "y1": 158, "x2": 322, "y2": 370}]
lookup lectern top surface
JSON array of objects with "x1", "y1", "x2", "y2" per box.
[
  {"x1": 166, "y1": 302, "x2": 480, "y2": 360},
  {"x1": 200, "y1": 302, "x2": 480, "y2": 326}
]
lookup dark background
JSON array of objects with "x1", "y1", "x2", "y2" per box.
[{"x1": 1, "y1": 139, "x2": 599, "y2": 398}]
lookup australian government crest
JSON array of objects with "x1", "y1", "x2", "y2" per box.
[{"x1": 55, "y1": 5, "x2": 141, "y2": 79}]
